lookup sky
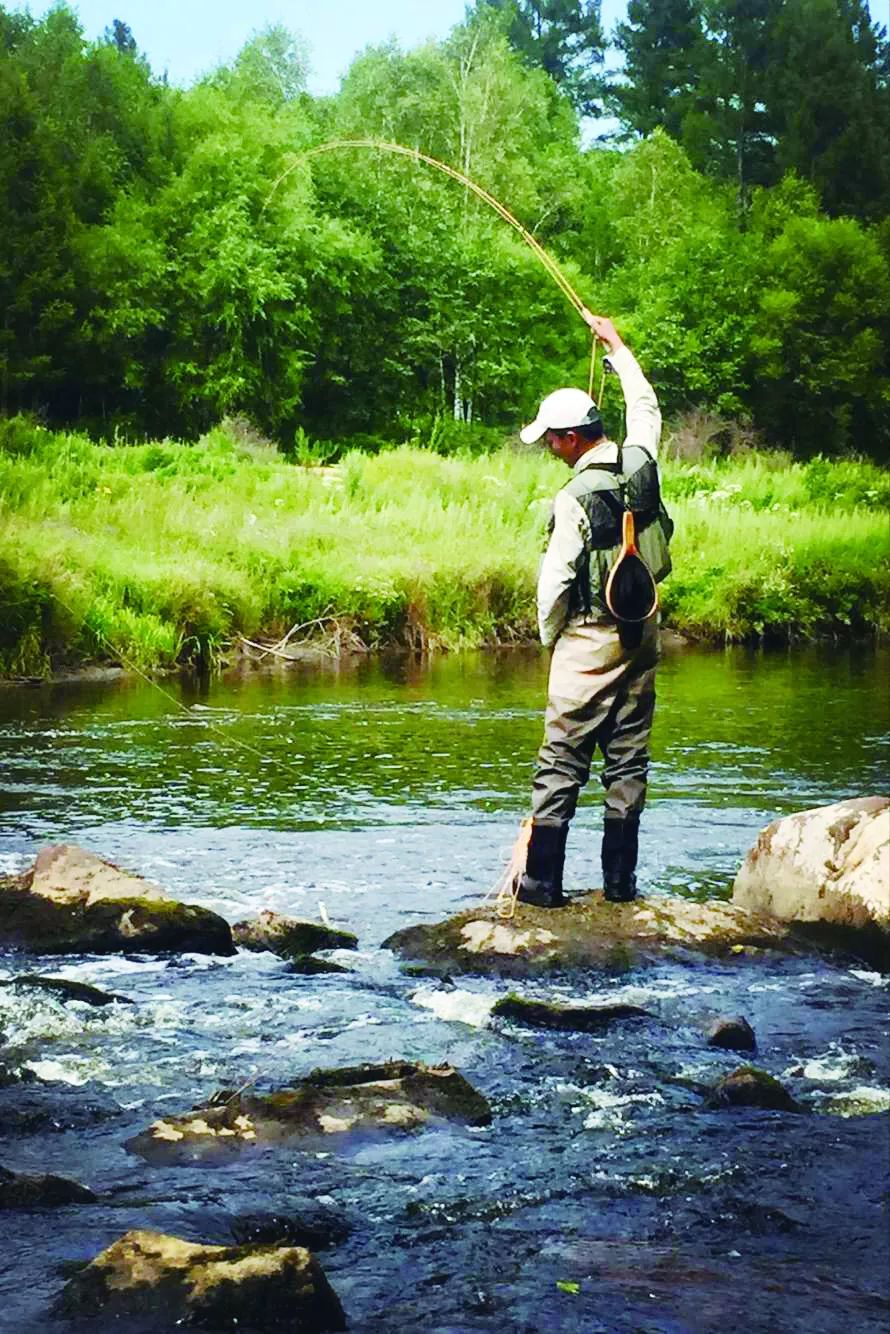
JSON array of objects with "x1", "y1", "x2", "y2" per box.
[{"x1": 17, "y1": 0, "x2": 630, "y2": 94}]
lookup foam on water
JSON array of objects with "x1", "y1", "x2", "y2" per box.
[
  {"x1": 578, "y1": 1087, "x2": 667, "y2": 1132},
  {"x1": 849, "y1": 969, "x2": 889, "y2": 988},
  {"x1": 0, "y1": 986, "x2": 141, "y2": 1043},
  {"x1": 411, "y1": 987, "x2": 497, "y2": 1029},
  {"x1": 787, "y1": 1046, "x2": 867, "y2": 1083},
  {"x1": 815, "y1": 1085, "x2": 890, "y2": 1117},
  {"x1": 25, "y1": 1055, "x2": 110, "y2": 1085}
]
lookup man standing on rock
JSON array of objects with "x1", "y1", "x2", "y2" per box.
[{"x1": 515, "y1": 311, "x2": 672, "y2": 908}]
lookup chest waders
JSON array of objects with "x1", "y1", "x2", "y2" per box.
[{"x1": 517, "y1": 445, "x2": 674, "y2": 908}]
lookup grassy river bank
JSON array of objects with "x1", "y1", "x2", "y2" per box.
[{"x1": 2, "y1": 417, "x2": 888, "y2": 676}]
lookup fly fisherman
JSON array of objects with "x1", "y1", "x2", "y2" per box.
[{"x1": 515, "y1": 311, "x2": 672, "y2": 908}]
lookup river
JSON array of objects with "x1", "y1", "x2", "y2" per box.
[{"x1": 0, "y1": 641, "x2": 888, "y2": 1332}]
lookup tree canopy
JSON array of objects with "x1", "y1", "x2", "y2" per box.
[{"x1": 0, "y1": 2, "x2": 887, "y2": 457}]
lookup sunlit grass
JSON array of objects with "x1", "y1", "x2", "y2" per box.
[{"x1": 2, "y1": 418, "x2": 887, "y2": 674}]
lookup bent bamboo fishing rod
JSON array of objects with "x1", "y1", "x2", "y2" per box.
[{"x1": 264, "y1": 138, "x2": 607, "y2": 401}]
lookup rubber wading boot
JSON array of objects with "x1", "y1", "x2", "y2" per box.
[
  {"x1": 516, "y1": 823, "x2": 569, "y2": 908},
  {"x1": 602, "y1": 814, "x2": 640, "y2": 903}
]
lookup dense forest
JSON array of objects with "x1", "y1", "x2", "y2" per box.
[{"x1": 1, "y1": 0, "x2": 889, "y2": 456}]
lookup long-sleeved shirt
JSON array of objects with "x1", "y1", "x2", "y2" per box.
[{"x1": 537, "y1": 344, "x2": 662, "y2": 647}]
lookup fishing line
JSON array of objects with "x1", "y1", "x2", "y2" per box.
[
  {"x1": 264, "y1": 138, "x2": 604, "y2": 408},
  {"x1": 47, "y1": 588, "x2": 272, "y2": 766}
]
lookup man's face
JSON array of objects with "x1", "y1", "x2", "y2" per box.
[{"x1": 545, "y1": 429, "x2": 578, "y2": 467}]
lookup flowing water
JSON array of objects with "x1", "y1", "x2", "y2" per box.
[{"x1": 0, "y1": 642, "x2": 888, "y2": 1332}]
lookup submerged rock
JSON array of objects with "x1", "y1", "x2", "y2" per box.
[
  {"x1": 284, "y1": 956, "x2": 351, "y2": 976},
  {"x1": 127, "y1": 1060, "x2": 491, "y2": 1166},
  {"x1": 382, "y1": 893, "x2": 798, "y2": 977},
  {"x1": 707, "y1": 1066, "x2": 803, "y2": 1113},
  {"x1": 233, "y1": 910, "x2": 357, "y2": 960},
  {"x1": 492, "y1": 993, "x2": 650, "y2": 1032},
  {"x1": 733, "y1": 798, "x2": 890, "y2": 967},
  {"x1": 0, "y1": 1076, "x2": 121, "y2": 1137},
  {"x1": 57, "y1": 1228, "x2": 346, "y2": 1330},
  {"x1": 0, "y1": 844, "x2": 235, "y2": 957},
  {"x1": 0, "y1": 975, "x2": 133, "y2": 1007},
  {"x1": 0, "y1": 1163, "x2": 96, "y2": 1208},
  {"x1": 706, "y1": 1015, "x2": 757, "y2": 1052},
  {"x1": 230, "y1": 1201, "x2": 351, "y2": 1250}
]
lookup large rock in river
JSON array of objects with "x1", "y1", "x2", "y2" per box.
[
  {"x1": 127, "y1": 1060, "x2": 491, "y2": 1166},
  {"x1": 382, "y1": 892, "x2": 798, "y2": 977},
  {"x1": 0, "y1": 844, "x2": 234, "y2": 956},
  {"x1": 732, "y1": 798, "x2": 889, "y2": 964},
  {"x1": 57, "y1": 1229, "x2": 346, "y2": 1330},
  {"x1": 232, "y1": 909, "x2": 357, "y2": 960}
]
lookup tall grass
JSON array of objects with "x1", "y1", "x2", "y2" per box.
[{"x1": 1, "y1": 416, "x2": 887, "y2": 675}]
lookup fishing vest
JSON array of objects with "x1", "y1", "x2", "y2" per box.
[{"x1": 549, "y1": 443, "x2": 674, "y2": 619}]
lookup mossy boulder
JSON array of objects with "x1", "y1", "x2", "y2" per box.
[
  {"x1": 0, "y1": 844, "x2": 234, "y2": 956},
  {"x1": 707, "y1": 1066, "x2": 803, "y2": 1113},
  {"x1": 0, "y1": 1163, "x2": 96, "y2": 1208},
  {"x1": 57, "y1": 1229, "x2": 346, "y2": 1330},
  {"x1": 126, "y1": 1060, "x2": 491, "y2": 1166},
  {"x1": 0, "y1": 975, "x2": 133, "y2": 1007},
  {"x1": 232, "y1": 910, "x2": 357, "y2": 960},
  {"x1": 492, "y1": 993, "x2": 650, "y2": 1032},
  {"x1": 382, "y1": 892, "x2": 799, "y2": 977}
]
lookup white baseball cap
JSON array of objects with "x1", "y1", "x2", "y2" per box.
[{"x1": 519, "y1": 387, "x2": 602, "y2": 444}]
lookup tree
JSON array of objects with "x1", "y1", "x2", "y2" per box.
[
  {"x1": 601, "y1": 132, "x2": 756, "y2": 417},
  {"x1": 477, "y1": 0, "x2": 606, "y2": 112},
  {"x1": 226, "y1": 24, "x2": 308, "y2": 105},
  {"x1": 612, "y1": 0, "x2": 889, "y2": 220},
  {"x1": 749, "y1": 207, "x2": 890, "y2": 455},
  {"x1": 315, "y1": 19, "x2": 590, "y2": 431},
  {"x1": 767, "y1": 0, "x2": 890, "y2": 219},
  {"x1": 0, "y1": 50, "x2": 78, "y2": 415},
  {"x1": 611, "y1": 0, "x2": 780, "y2": 211},
  {"x1": 688, "y1": 0, "x2": 780, "y2": 211},
  {"x1": 104, "y1": 19, "x2": 137, "y2": 56},
  {"x1": 611, "y1": 0, "x2": 703, "y2": 140}
]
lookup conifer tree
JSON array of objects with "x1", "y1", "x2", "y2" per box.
[
  {"x1": 477, "y1": 0, "x2": 606, "y2": 112},
  {"x1": 611, "y1": 0, "x2": 703, "y2": 140},
  {"x1": 768, "y1": 0, "x2": 890, "y2": 219}
]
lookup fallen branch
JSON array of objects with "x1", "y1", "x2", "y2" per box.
[
  {"x1": 273, "y1": 607, "x2": 335, "y2": 653},
  {"x1": 237, "y1": 635, "x2": 332, "y2": 661}
]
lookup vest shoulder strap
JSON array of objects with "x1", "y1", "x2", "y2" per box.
[{"x1": 561, "y1": 443, "x2": 656, "y2": 501}]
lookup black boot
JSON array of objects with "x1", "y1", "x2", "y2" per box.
[
  {"x1": 601, "y1": 814, "x2": 640, "y2": 903},
  {"x1": 516, "y1": 823, "x2": 569, "y2": 908}
]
